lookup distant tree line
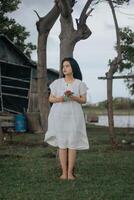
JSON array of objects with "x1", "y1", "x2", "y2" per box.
[{"x1": 98, "y1": 97, "x2": 134, "y2": 109}]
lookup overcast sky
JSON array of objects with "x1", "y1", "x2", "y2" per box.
[{"x1": 9, "y1": 0, "x2": 134, "y2": 103}]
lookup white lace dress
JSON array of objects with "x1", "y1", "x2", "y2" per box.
[{"x1": 44, "y1": 78, "x2": 89, "y2": 150}]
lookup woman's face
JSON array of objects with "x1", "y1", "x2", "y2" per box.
[{"x1": 62, "y1": 61, "x2": 73, "y2": 76}]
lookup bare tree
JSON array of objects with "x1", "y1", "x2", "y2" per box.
[
  {"x1": 35, "y1": 0, "x2": 122, "y2": 148},
  {"x1": 35, "y1": 2, "x2": 60, "y2": 132},
  {"x1": 59, "y1": 0, "x2": 93, "y2": 76},
  {"x1": 35, "y1": 0, "x2": 93, "y2": 132},
  {"x1": 105, "y1": 0, "x2": 122, "y2": 148}
]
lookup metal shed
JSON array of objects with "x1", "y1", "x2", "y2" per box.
[{"x1": 0, "y1": 35, "x2": 59, "y2": 114}]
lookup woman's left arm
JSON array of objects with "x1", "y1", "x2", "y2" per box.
[{"x1": 69, "y1": 95, "x2": 87, "y2": 104}]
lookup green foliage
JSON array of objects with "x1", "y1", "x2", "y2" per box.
[
  {"x1": 112, "y1": 0, "x2": 130, "y2": 5},
  {"x1": 113, "y1": 97, "x2": 131, "y2": 109},
  {"x1": 0, "y1": 0, "x2": 36, "y2": 57},
  {"x1": 118, "y1": 27, "x2": 134, "y2": 72},
  {"x1": 98, "y1": 100, "x2": 108, "y2": 109},
  {"x1": 98, "y1": 97, "x2": 134, "y2": 109},
  {"x1": 117, "y1": 27, "x2": 134, "y2": 95},
  {"x1": 0, "y1": 0, "x2": 21, "y2": 14}
]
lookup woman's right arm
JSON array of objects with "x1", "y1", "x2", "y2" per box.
[{"x1": 49, "y1": 94, "x2": 64, "y2": 103}]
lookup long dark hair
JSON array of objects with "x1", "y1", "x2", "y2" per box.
[{"x1": 61, "y1": 57, "x2": 83, "y2": 81}]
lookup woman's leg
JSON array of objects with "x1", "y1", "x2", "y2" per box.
[
  {"x1": 58, "y1": 148, "x2": 68, "y2": 179},
  {"x1": 68, "y1": 149, "x2": 77, "y2": 179}
]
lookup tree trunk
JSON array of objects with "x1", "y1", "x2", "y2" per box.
[
  {"x1": 59, "y1": 0, "x2": 92, "y2": 77},
  {"x1": 59, "y1": 16, "x2": 75, "y2": 76},
  {"x1": 60, "y1": 39, "x2": 74, "y2": 62},
  {"x1": 106, "y1": 72, "x2": 118, "y2": 148},
  {"x1": 105, "y1": 0, "x2": 122, "y2": 148},
  {"x1": 36, "y1": 4, "x2": 60, "y2": 132},
  {"x1": 37, "y1": 33, "x2": 49, "y2": 132}
]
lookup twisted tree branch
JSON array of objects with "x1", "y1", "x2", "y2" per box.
[
  {"x1": 74, "y1": 0, "x2": 94, "y2": 42},
  {"x1": 78, "y1": 0, "x2": 94, "y2": 27}
]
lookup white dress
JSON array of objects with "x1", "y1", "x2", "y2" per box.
[{"x1": 44, "y1": 78, "x2": 89, "y2": 150}]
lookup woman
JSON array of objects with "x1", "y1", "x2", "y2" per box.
[{"x1": 44, "y1": 57, "x2": 89, "y2": 180}]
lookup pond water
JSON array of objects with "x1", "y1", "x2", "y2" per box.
[{"x1": 92, "y1": 115, "x2": 134, "y2": 128}]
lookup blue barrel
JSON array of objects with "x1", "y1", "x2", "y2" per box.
[{"x1": 15, "y1": 114, "x2": 27, "y2": 133}]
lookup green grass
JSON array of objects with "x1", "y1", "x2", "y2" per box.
[{"x1": 0, "y1": 125, "x2": 134, "y2": 200}]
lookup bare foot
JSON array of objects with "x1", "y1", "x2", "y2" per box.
[
  {"x1": 59, "y1": 174, "x2": 68, "y2": 180},
  {"x1": 68, "y1": 174, "x2": 76, "y2": 180}
]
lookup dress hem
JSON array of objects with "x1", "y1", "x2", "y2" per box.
[{"x1": 44, "y1": 141, "x2": 89, "y2": 150}]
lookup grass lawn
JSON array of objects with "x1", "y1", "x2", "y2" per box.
[{"x1": 0, "y1": 125, "x2": 134, "y2": 200}]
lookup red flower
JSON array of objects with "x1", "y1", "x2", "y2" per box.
[{"x1": 64, "y1": 90, "x2": 73, "y2": 97}]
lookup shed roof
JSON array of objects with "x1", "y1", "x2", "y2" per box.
[
  {"x1": 0, "y1": 34, "x2": 35, "y2": 67},
  {"x1": 0, "y1": 34, "x2": 59, "y2": 76}
]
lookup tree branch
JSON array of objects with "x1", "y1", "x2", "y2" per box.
[
  {"x1": 34, "y1": 10, "x2": 41, "y2": 20},
  {"x1": 74, "y1": 24, "x2": 92, "y2": 42},
  {"x1": 70, "y1": 0, "x2": 77, "y2": 7},
  {"x1": 58, "y1": 0, "x2": 72, "y2": 18},
  {"x1": 74, "y1": 0, "x2": 94, "y2": 41},
  {"x1": 36, "y1": 3, "x2": 60, "y2": 34},
  {"x1": 107, "y1": 0, "x2": 121, "y2": 64},
  {"x1": 78, "y1": 0, "x2": 94, "y2": 28},
  {"x1": 74, "y1": 0, "x2": 93, "y2": 42}
]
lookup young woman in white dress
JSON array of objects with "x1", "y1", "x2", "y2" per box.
[{"x1": 44, "y1": 57, "x2": 89, "y2": 180}]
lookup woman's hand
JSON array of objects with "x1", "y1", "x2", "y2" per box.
[
  {"x1": 69, "y1": 95, "x2": 87, "y2": 104},
  {"x1": 49, "y1": 94, "x2": 64, "y2": 103},
  {"x1": 57, "y1": 96, "x2": 64, "y2": 102},
  {"x1": 49, "y1": 93, "x2": 87, "y2": 104},
  {"x1": 69, "y1": 95, "x2": 78, "y2": 101}
]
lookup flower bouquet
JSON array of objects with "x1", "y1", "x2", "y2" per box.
[{"x1": 63, "y1": 90, "x2": 74, "y2": 102}]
